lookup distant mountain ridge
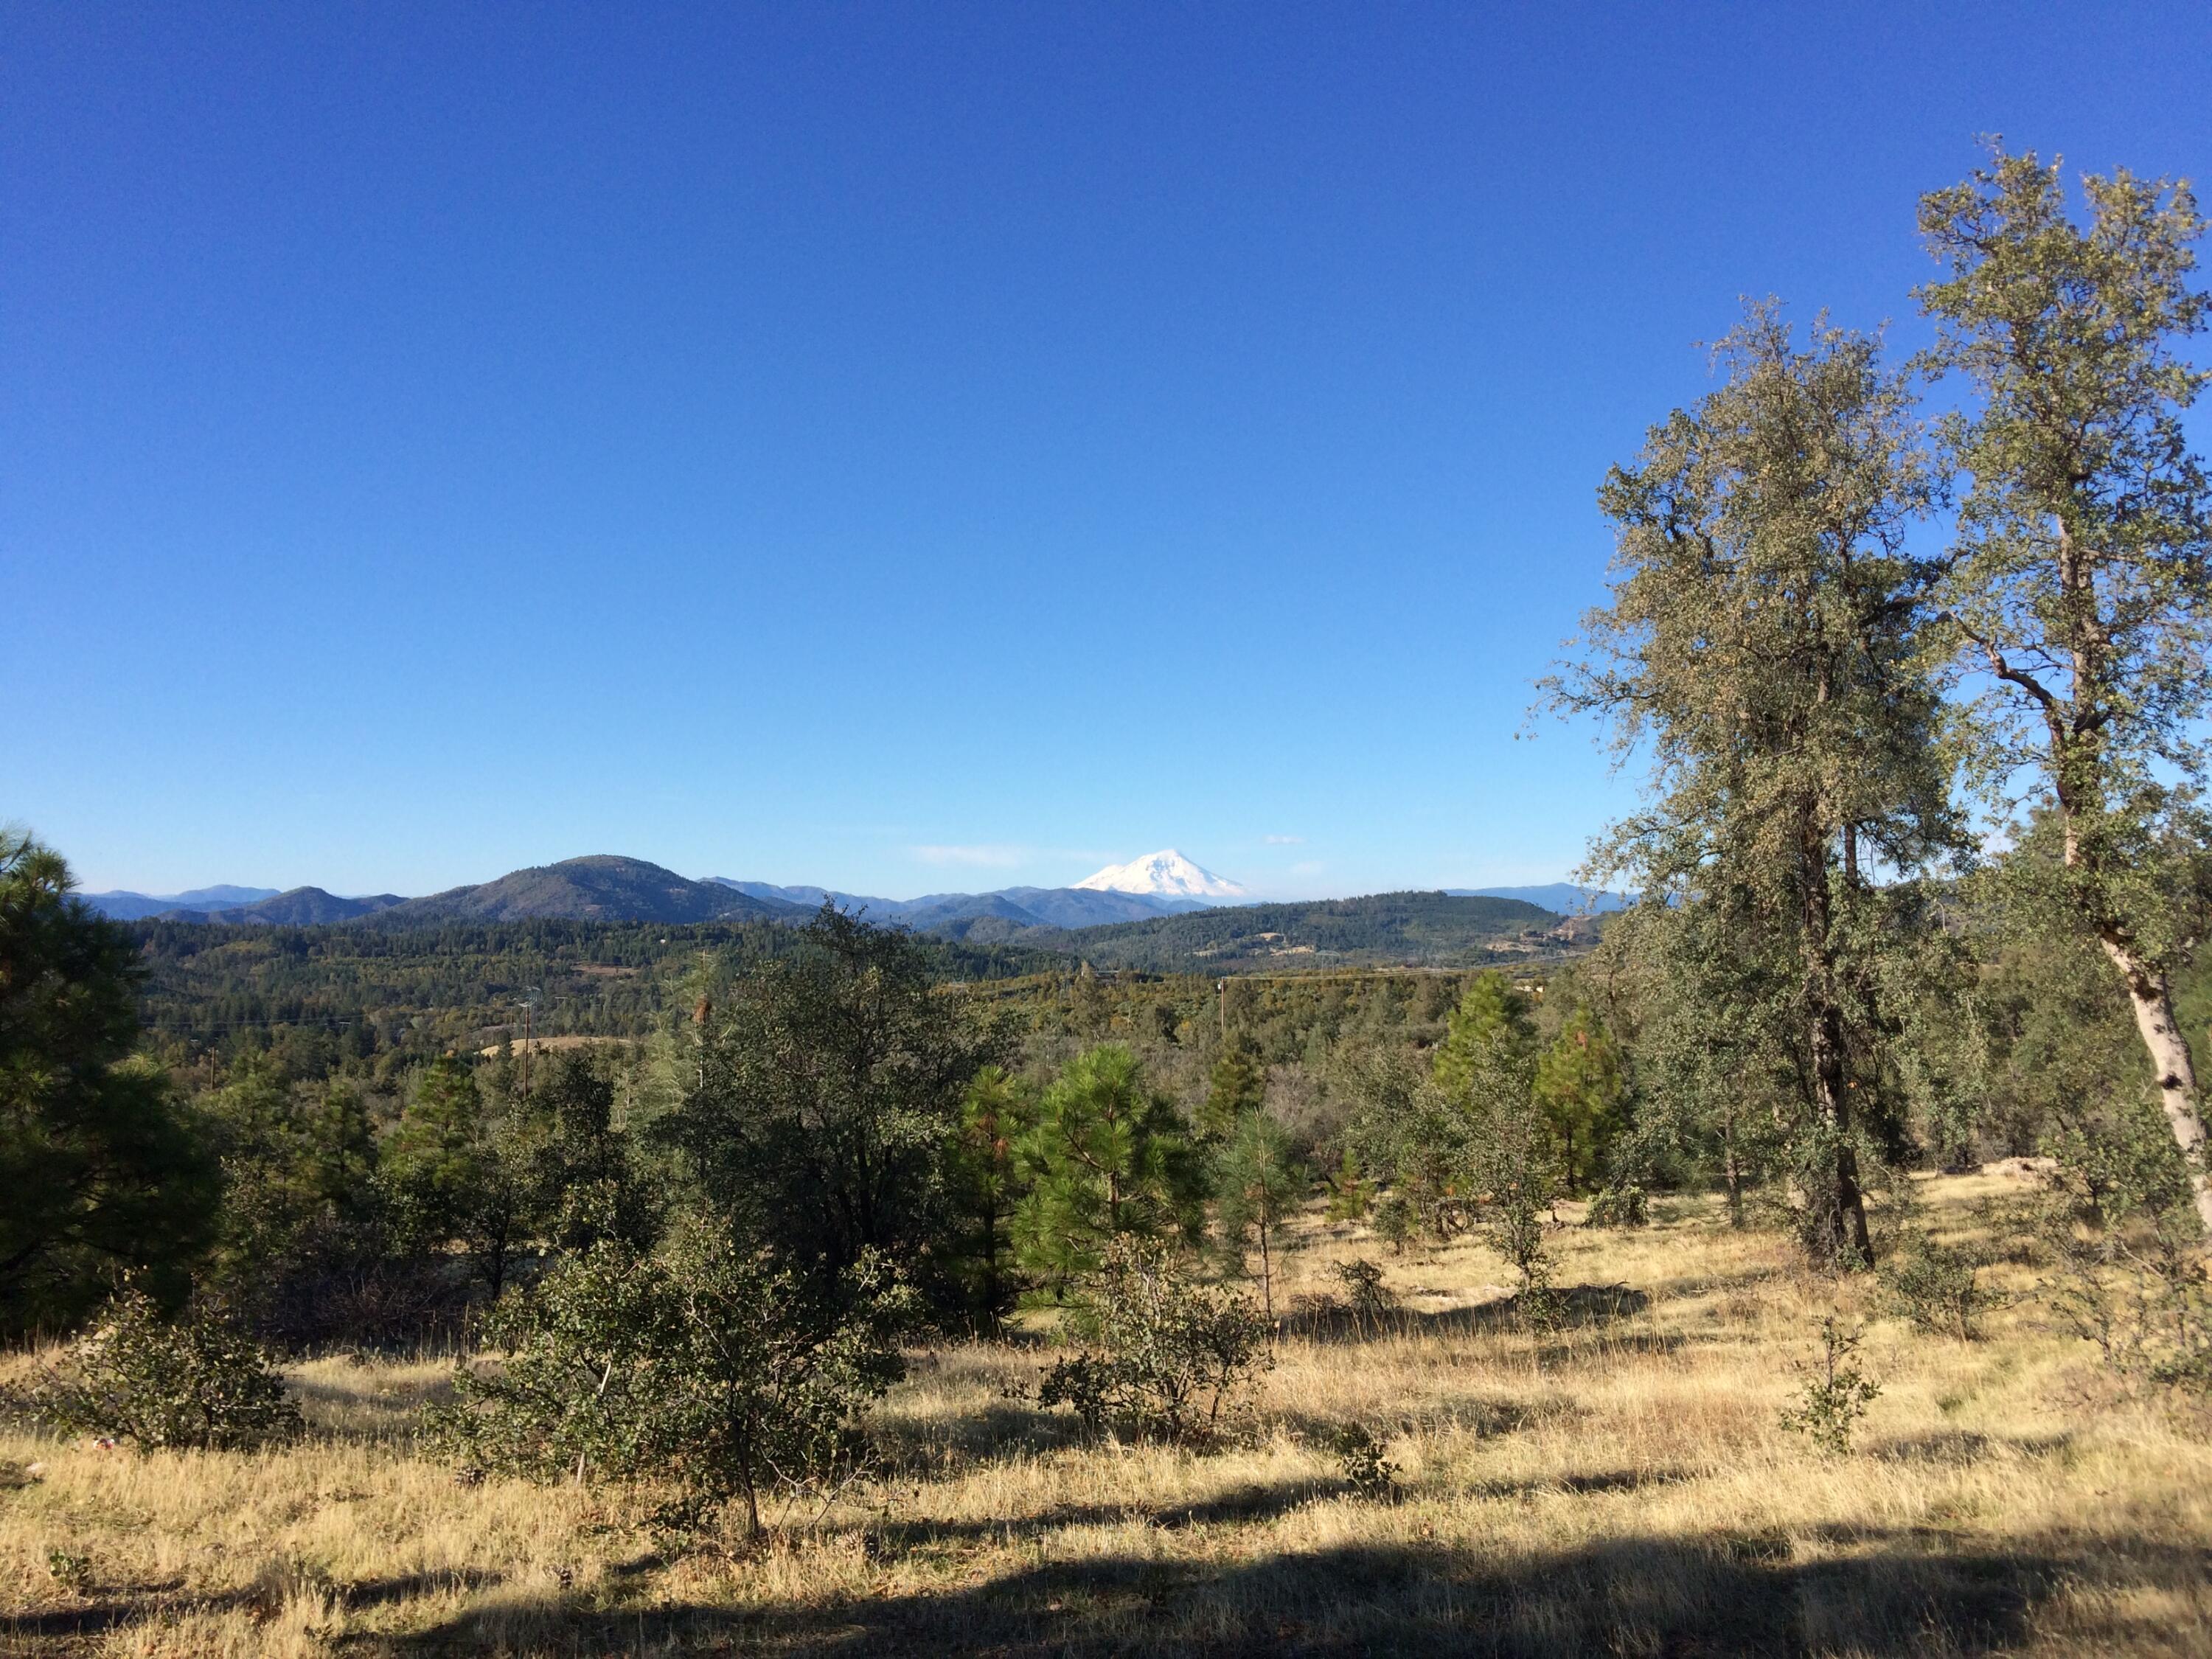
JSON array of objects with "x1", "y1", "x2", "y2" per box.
[
  {"x1": 1450, "y1": 883, "x2": 1634, "y2": 914},
  {"x1": 374, "y1": 856, "x2": 799, "y2": 925},
  {"x1": 706, "y1": 878, "x2": 1204, "y2": 930},
  {"x1": 81, "y1": 884, "x2": 282, "y2": 920},
  {"x1": 160, "y1": 888, "x2": 406, "y2": 925}
]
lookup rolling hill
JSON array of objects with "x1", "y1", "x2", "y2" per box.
[
  {"x1": 948, "y1": 890, "x2": 1566, "y2": 972},
  {"x1": 157, "y1": 887, "x2": 406, "y2": 925},
  {"x1": 369, "y1": 855, "x2": 804, "y2": 925}
]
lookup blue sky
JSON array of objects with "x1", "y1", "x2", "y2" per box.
[{"x1": 6, "y1": 4, "x2": 2208, "y2": 900}]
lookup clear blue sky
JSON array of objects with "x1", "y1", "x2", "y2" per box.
[{"x1": 6, "y1": 4, "x2": 2208, "y2": 900}]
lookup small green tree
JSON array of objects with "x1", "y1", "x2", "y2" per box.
[
  {"x1": 1197, "y1": 1039, "x2": 1266, "y2": 1142},
  {"x1": 428, "y1": 1231, "x2": 912, "y2": 1540},
  {"x1": 1013, "y1": 1044, "x2": 1203, "y2": 1291},
  {"x1": 1214, "y1": 1110, "x2": 1304, "y2": 1323},
  {"x1": 943, "y1": 1065, "x2": 1034, "y2": 1324},
  {"x1": 1037, "y1": 1237, "x2": 1269, "y2": 1443},
  {"x1": 1431, "y1": 973, "x2": 1535, "y2": 1100},
  {"x1": 1531, "y1": 1006, "x2": 1628, "y2": 1194},
  {"x1": 16, "y1": 1288, "x2": 299, "y2": 1451},
  {"x1": 383, "y1": 1054, "x2": 531, "y2": 1295}
]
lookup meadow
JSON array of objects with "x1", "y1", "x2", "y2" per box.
[{"x1": 6, "y1": 1168, "x2": 2208, "y2": 1658}]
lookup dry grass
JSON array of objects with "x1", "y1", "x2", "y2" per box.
[{"x1": 4, "y1": 1172, "x2": 2209, "y2": 1656}]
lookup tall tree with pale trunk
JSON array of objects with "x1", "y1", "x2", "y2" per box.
[{"x1": 1918, "y1": 147, "x2": 2212, "y2": 1234}]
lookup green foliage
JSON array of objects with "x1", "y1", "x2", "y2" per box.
[
  {"x1": 1212, "y1": 1110, "x2": 1304, "y2": 1321},
  {"x1": 1879, "y1": 1231, "x2": 2003, "y2": 1340},
  {"x1": 0, "y1": 831, "x2": 218, "y2": 1337},
  {"x1": 426, "y1": 1231, "x2": 914, "y2": 1538},
  {"x1": 1778, "y1": 1317, "x2": 1881, "y2": 1454},
  {"x1": 1919, "y1": 146, "x2": 2212, "y2": 1231},
  {"x1": 13, "y1": 1288, "x2": 299, "y2": 1451},
  {"x1": 1322, "y1": 1147, "x2": 1373, "y2": 1222},
  {"x1": 1585, "y1": 1183, "x2": 1649, "y2": 1228},
  {"x1": 1013, "y1": 1044, "x2": 1203, "y2": 1291},
  {"x1": 1431, "y1": 972, "x2": 1534, "y2": 1098},
  {"x1": 1197, "y1": 1039, "x2": 1265, "y2": 1141},
  {"x1": 1328, "y1": 1258, "x2": 1399, "y2": 1335},
  {"x1": 509, "y1": 1054, "x2": 658, "y2": 1255},
  {"x1": 1551, "y1": 305, "x2": 1966, "y2": 1270},
  {"x1": 942, "y1": 1065, "x2": 1034, "y2": 1324},
  {"x1": 1035, "y1": 1237, "x2": 1269, "y2": 1444},
  {"x1": 1531, "y1": 1006, "x2": 1628, "y2": 1193},
  {"x1": 662, "y1": 908, "x2": 1001, "y2": 1305},
  {"x1": 1332, "y1": 1421, "x2": 1402, "y2": 1500}
]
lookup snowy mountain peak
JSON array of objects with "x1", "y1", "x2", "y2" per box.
[{"x1": 1073, "y1": 849, "x2": 1250, "y2": 900}]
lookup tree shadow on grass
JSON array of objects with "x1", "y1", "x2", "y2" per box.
[
  {"x1": 1282, "y1": 1283, "x2": 1651, "y2": 1346},
  {"x1": 360, "y1": 1528, "x2": 2211, "y2": 1658}
]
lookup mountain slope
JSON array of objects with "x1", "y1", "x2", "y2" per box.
[
  {"x1": 1074, "y1": 849, "x2": 1250, "y2": 900},
  {"x1": 375, "y1": 856, "x2": 803, "y2": 925},
  {"x1": 81, "y1": 885, "x2": 282, "y2": 920},
  {"x1": 1001, "y1": 891, "x2": 1565, "y2": 973},
  {"x1": 160, "y1": 888, "x2": 406, "y2": 925}
]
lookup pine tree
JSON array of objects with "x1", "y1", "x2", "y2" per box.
[
  {"x1": 1013, "y1": 1044, "x2": 1201, "y2": 1292},
  {"x1": 1531, "y1": 1006, "x2": 1628, "y2": 1194},
  {"x1": 1214, "y1": 1110, "x2": 1303, "y2": 1323}
]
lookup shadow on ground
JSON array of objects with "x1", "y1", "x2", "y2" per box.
[{"x1": 349, "y1": 1528, "x2": 2210, "y2": 1658}]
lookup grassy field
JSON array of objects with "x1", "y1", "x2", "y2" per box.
[{"x1": 4, "y1": 1171, "x2": 2209, "y2": 1657}]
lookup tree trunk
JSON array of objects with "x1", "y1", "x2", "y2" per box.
[
  {"x1": 2101, "y1": 936, "x2": 2212, "y2": 1236},
  {"x1": 1258, "y1": 1220, "x2": 1273, "y2": 1327}
]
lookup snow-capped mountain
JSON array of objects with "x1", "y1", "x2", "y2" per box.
[{"x1": 1074, "y1": 849, "x2": 1250, "y2": 900}]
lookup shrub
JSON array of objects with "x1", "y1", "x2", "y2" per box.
[
  {"x1": 2041, "y1": 1210, "x2": 2212, "y2": 1398},
  {"x1": 1332, "y1": 1422, "x2": 1401, "y2": 1500},
  {"x1": 425, "y1": 1231, "x2": 914, "y2": 1539},
  {"x1": 1778, "y1": 1316, "x2": 1880, "y2": 1454},
  {"x1": 1880, "y1": 1231, "x2": 2001, "y2": 1340},
  {"x1": 1037, "y1": 1237, "x2": 1270, "y2": 1444},
  {"x1": 1329, "y1": 1259, "x2": 1399, "y2": 1335},
  {"x1": 13, "y1": 1290, "x2": 299, "y2": 1452},
  {"x1": 1586, "y1": 1183, "x2": 1649, "y2": 1228}
]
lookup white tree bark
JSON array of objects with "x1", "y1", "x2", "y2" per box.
[{"x1": 2102, "y1": 936, "x2": 2212, "y2": 1237}]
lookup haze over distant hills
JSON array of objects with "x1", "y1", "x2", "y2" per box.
[{"x1": 80, "y1": 851, "x2": 1615, "y2": 952}]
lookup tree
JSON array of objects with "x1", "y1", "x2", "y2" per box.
[
  {"x1": 1531, "y1": 1006, "x2": 1628, "y2": 1194},
  {"x1": 428, "y1": 1230, "x2": 913, "y2": 1540},
  {"x1": 1197, "y1": 1038, "x2": 1265, "y2": 1142},
  {"x1": 1549, "y1": 305, "x2": 1961, "y2": 1268},
  {"x1": 383, "y1": 1054, "x2": 529, "y2": 1296},
  {"x1": 514, "y1": 1053, "x2": 656, "y2": 1254},
  {"x1": 1431, "y1": 972, "x2": 1534, "y2": 1100},
  {"x1": 942, "y1": 1065, "x2": 1034, "y2": 1324},
  {"x1": 1917, "y1": 147, "x2": 2212, "y2": 1233},
  {"x1": 660, "y1": 907, "x2": 1001, "y2": 1301},
  {"x1": 1214, "y1": 1110, "x2": 1304, "y2": 1323},
  {"x1": 1012, "y1": 1043, "x2": 1203, "y2": 1291},
  {"x1": 0, "y1": 831, "x2": 218, "y2": 1336}
]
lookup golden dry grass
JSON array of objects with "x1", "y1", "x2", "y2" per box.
[{"x1": 4, "y1": 1172, "x2": 2209, "y2": 1656}]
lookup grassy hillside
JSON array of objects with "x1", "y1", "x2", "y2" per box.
[
  {"x1": 5, "y1": 1171, "x2": 2205, "y2": 1655},
  {"x1": 971, "y1": 891, "x2": 1567, "y2": 972}
]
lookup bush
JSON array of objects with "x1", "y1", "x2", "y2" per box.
[
  {"x1": 425, "y1": 1231, "x2": 914, "y2": 1539},
  {"x1": 2040, "y1": 1210, "x2": 2212, "y2": 1398},
  {"x1": 1778, "y1": 1316, "x2": 1879, "y2": 1454},
  {"x1": 1329, "y1": 1259, "x2": 1399, "y2": 1335},
  {"x1": 1332, "y1": 1422, "x2": 1401, "y2": 1500},
  {"x1": 1880, "y1": 1231, "x2": 2001, "y2": 1340},
  {"x1": 1037, "y1": 1237, "x2": 1270, "y2": 1444},
  {"x1": 1586, "y1": 1183, "x2": 1649, "y2": 1228},
  {"x1": 13, "y1": 1290, "x2": 299, "y2": 1451}
]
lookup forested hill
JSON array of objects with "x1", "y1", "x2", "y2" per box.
[
  {"x1": 368, "y1": 855, "x2": 801, "y2": 925},
  {"x1": 130, "y1": 916, "x2": 1060, "y2": 1074},
  {"x1": 949, "y1": 890, "x2": 1568, "y2": 972}
]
